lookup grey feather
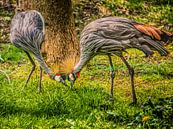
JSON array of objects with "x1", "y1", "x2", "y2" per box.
[
  {"x1": 74, "y1": 16, "x2": 171, "y2": 73},
  {"x1": 10, "y1": 10, "x2": 53, "y2": 76}
]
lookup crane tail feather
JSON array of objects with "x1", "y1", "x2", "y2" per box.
[
  {"x1": 134, "y1": 24, "x2": 173, "y2": 43},
  {"x1": 138, "y1": 37, "x2": 169, "y2": 56}
]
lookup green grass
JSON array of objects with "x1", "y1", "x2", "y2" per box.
[
  {"x1": 0, "y1": 43, "x2": 173, "y2": 128},
  {"x1": 1, "y1": 0, "x2": 173, "y2": 128},
  {"x1": 102, "y1": 0, "x2": 173, "y2": 26},
  {"x1": 0, "y1": 44, "x2": 25, "y2": 63}
]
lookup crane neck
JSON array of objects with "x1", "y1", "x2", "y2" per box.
[
  {"x1": 73, "y1": 54, "x2": 91, "y2": 74},
  {"x1": 35, "y1": 54, "x2": 54, "y2": 79}
]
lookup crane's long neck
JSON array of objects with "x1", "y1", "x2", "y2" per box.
[
  {"x1": 35, "y1": 54, "x2": 54, "y2": 78},
  {"x1": 73, "y1": 53, "x2": 91, "y2": 74}
]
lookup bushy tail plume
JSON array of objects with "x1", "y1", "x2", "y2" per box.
[{"x1": 134, "y1": 24, "x2": 173, "y2": 43}]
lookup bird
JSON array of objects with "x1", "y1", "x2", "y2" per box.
[
  {"x1": 62, "y1": 16, "x2": 172, "y2": 104},
  {"x1": 10, "y1": 10, "x2": 67, "y2": 92}
]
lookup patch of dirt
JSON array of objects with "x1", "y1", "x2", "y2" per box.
[
  {"x1": 73, "y1": 0, "x2": 109, "y2": 35},
  {"x1": 0, "y1": 3, "x2": 15, "y2": 44}
]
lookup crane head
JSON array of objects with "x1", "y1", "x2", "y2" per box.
[
  {"x1": 53, "y1": 74, "x2": 68, "y2": 87},
  {"x1": 53, "y1": 72, "x2": 80, "y2": 88},
  {"x1": 67, "y1": 72, "x2": 80, "y2": 88}
]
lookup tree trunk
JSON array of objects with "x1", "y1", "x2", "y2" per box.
[{"x1": 17, "y1": 0, "x2": 79, "y2": 74}]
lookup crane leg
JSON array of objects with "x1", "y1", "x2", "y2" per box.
[
  {"x1": 108, "y1": 55, "x2": 115, "y2": 102},
  {"x1": 120, "y1": 55, "x2": 137, "y2": 105},
  {"x1": 24, "y1": 51, "x2": 36, "y2": 87},
  {"x1": 38, "y1": 66, "x2": 42, "y2": 92}
]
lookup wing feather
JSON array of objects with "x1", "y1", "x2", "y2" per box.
[{"x1": 134, "y1": 24, "x2": 172, "y2": 42}]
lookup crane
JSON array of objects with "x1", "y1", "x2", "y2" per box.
[
  {"x1": 63, "y1": 17, "x2": 172, "y2": 104},
  {"x1": 10, "y1": 10, "x2": 66, "y2": 92}
]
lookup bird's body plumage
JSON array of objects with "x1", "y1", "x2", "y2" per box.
[
  {"x1": 69, "y1": 17, "x2": 172, "y2": 104},
  {"x1": 10, "y1": 10, "x2": 44, "y2": 54},
  {"x1": 10, "y1": 10, "x2": 55, "y2": 91},
  {"x1": 74, "y1": 17, "x2": 172, "y2": 73},
  {"x1": 10, "y1": 10, "x2": 52, "y2": 75}
]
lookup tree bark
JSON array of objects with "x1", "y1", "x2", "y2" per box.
[{"x1": 17, "y1": 0, "x2": 79, "y2": 73}]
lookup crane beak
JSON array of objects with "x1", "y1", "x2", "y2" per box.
[
  {"x1": 54, "y1": 73, "x2": 79, "y2": 89},
  {"x1": 60, "y1": 75, "x2": 68, "y2": 87},
  {"x1": 68, "y1": 73, "x2": 78, "y2": 89},
  {"x1": 54, "y1": 74, "x2": 68, "y2": 87},
  {"x1": 60, "y1": 78, "x2": 68, "y2": 87}
]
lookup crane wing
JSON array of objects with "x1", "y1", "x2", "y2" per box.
[
  {"x1": 134, "y1": 24, "x2": 172, "y2": 43},
  {"x1": 80, "y1": 17, "x2": 172, "y2": 56},
  {"x1": 95, "y1": 17, "x2": 172, "y2": 43},
  {"x1": 98, "y1": 22, "x2": 138, "y2": 40}
]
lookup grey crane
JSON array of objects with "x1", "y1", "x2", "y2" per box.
[
  {"x1": 10, "y1": 10, "x2": 66, "y2": 92},
  {"x1": 65, "y1": 17, "x2": 172, "y2": 104}
]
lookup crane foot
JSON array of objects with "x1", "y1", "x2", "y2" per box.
[{"x1": 129, "y1": 101, "x2": 137, "y2": 106}]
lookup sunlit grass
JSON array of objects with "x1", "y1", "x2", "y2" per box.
[{"x1": 0, "y1": 43, "x2": 172, "y2": 128}]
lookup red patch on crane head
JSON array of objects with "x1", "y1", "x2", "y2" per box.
[
  {"x1": 77, "y1": 72, "x2": 80, "y2": 78},
  {"x1": 55, "y1": 73, "x2": 61, "y2": 76}
]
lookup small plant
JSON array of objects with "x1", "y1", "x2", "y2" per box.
[
  {"x1": 128, "y1": 97, "x2": 173, "y2": 128},
  {"x1": 0, "y1": 44, "x2": 25, "y2": 63}
]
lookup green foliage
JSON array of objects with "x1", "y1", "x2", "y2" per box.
[
  {"x1": 101, "y1": 0, "x2": 173, "y2": 30},
  {"x1": 0, "y1": 44, "x2": 26, "y2": 63},
  {"x1": 144, "y1": 0, "x2": 173, "y2": 5},
  {"x1": 73, "y1": 0, "x2": 173, "y2": 38},
  {"x1": 73, "y1": 0, "x2": 101, "y2": 35},
  {"x1": 128, "y1": 97, "x2": 173, "y2": 128},
  {"x1": 0, "y1": 8, "x2": 14, "y2": 17}
]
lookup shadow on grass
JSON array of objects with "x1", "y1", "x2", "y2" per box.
[
  {"x1": 137, "y1": 71, "x2": 173, "y2": 79},
  {"x1": 0, "y1": 79, "x2": 172, "y2": 128},
  {"x1": 0, "y1": 86, "x2": 112, "y2": 118},
  {"x1": 0, "y1": 100, "x2": 19, "y2": 116}
]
